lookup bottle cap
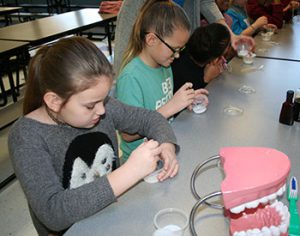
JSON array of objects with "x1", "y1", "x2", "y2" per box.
[{"x1": 287, "y1": 90, "x2": 294, "y2": 100}]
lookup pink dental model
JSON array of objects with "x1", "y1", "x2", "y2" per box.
[{"x1": 221, "y1": 147, "x2": 291, "y2": 236}]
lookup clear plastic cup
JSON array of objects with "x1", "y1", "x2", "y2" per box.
[
  {"x1": 261, "y1": 31, "x2": 273, "y2": 41},
  {"x1": 242, "y1": 52, "x2": 256, "y2": 65},
  {"x1": 144, "y1": 160, "x2": 164, "y2": 184},
  {"x1": 237, "y1": 42, "x2": 250, "y2": 57},
  {"x1": 192, "y1": 97, "x2": 207, "y2": 114},
  {"x1": 265, "y1": 26, "x2": 275, "y2": 35},
  {"x1": 153, "y1": 208, "x2": 188, "y2": 236}
]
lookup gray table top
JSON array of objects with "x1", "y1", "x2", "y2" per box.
[
  {"x1": 0, "y1": 8, "x2": 116, "y2": 46},
  {"x1": 255, "y1": 21, "x2": 300, "y2": 61},
  {"x1": 65, "y1": 57, "x2": 300, "y2": 236}
]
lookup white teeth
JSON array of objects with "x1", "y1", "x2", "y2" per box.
[
  {"x1": 261, "y1": 227, "x2": 271, "y2": 236},
  {"x1": 229, "y1": 184, "x2": 286, "y2": 214},
  {"x1": 232, "y1": 200, "x2": 290, "y2": 236},
  {"x1": 245, "y1": 199, "x2": 260, "y2": 209},
  {"x1": 252, "y1": 228, "x2": 261, "y2": 234},
  {"x1": 268, "y1": 193, "x2": 277, "y2": 201},
  {"x1": 260, "y1": 196, "x2": 269, "y2": 204},
  {"x1": 270, "y1": 226, "x2": 280, "y2": 236},
  {"x1": 279, "y1": 223, "x2": 287, "y2": 234},
  {"x1": 276, "y1": 187, "x2": 283, "y2": 196},
  {"x1": 231, "y1": 205, "x2": 246, "y2": 214}
]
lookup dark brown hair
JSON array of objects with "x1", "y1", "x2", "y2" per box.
[
  {"x1": 187, "y1": 23, "x2": 231, "y2": 65},
  {"x1": 23, "y1": 36, "x2": 113, "y2": 115},
  {"x1": 120, "y1": 0, "x2": 191, "y2": 71}
]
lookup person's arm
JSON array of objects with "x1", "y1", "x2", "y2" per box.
[
  {"x1": 203, "y1": 62, "x2": 223, "y2": 83},
  {"x1": 108, "y1": 98, "x2": 180, "y2": 180},
  {"x1": 200, "y1": 0, "x2": 225, "y2": 23},
  {"x1": 107, "y1": 139, "x2": 161, "y2": 196},
  {"x1": 108, "y1": 98, "x2": 179, "y2": 148},
  {"x1": 121, "y1": 132, "x2": 141, "y2": 142},
  {"x1": 242, "y1": 16, "x2": 268, "y2": 36},
  {"x1": 215, "y1": 18, "x2": 255, "y2": 51},
  {"x1": 157, "y1": 82, "x2": 195, "y2": 119}
]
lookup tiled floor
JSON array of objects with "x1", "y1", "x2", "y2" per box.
[{"x1": 0, "y1": 37, "x2": 113, "y2": 236}]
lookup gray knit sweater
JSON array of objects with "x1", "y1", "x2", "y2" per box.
[{"x1": 8, "y1": 97, "x2": 178, "y2": 235}]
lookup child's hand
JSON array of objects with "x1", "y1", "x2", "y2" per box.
[
  {"x1": 126, "y1": 139, "x2": 161, "y2": 179},
  {"x1": 232, "y1": 34, "x2": 255, "y2": 52},
  {"x1": 204, "y1": 62, "x2": 223, "y2": 83},
  {"x1": 188, "y1": 89, "x2": 209, "y2": 111},
  {"x1": 171, "y1": 82, "x2": 195, "y2": 112},
  {"x1": 264, "y1": 24, "x2": 278, "y2": 33},
  {"x1": 254, "y1": 16, "x2": 268, "y2": 28},
  {"x1": 158, "y1": 143, "x2": 179, "y2": 181}
]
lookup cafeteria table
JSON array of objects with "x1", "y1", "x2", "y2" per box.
[
  {"x1": 0, "y1": 6, "x2": 22, "y2": 25},
  {"x1": 64, "y1": 57, "x2": 300, "y2": 236},
  {"x1": 0, "y1": 39, "x2": 29, "y2": 106},
  {"x1": 0, "y1": 8, "x2": 117, "y2": 55},
  {"x1": 255, "y1": 21, "x2": 300, "y2": 61}
]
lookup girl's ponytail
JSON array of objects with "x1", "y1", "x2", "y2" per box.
[
  {"x1": 120, "y1": 0, "x2": 190, "y2": 72},
  {"x1": 23, "y1": 47, "x2": 49, "y2": 115}
]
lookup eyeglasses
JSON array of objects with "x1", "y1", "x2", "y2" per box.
[{"x1": 145, "y1": 32, "x2": 185, "y2": 57}]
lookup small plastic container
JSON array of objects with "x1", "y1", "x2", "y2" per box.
[
  {"x1": 265, "y1": 26, "x2": 275, "y2": 35},
  {"x1": 153, "y1": 208, "x2": 188, "y2": 236},
  {"x1": 237, "y1": 42, "x2": 250, "y2": 57},
  {"x1": 261, "y1": 31, "x2": 273, "y2": 41},
  {"x1": 144, "y1": 160, "x2": 164, "y2": 184},
  {"x1": 192, "y1": 97, "x2": 207, "y2": 114},
  {"x1": 242, "y1": 52, "x2": 256, "y2": 65}
]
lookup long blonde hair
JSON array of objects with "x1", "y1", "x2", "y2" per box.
[{"x1": 120, "y1": 0, "x2": 191, "y2": 71}]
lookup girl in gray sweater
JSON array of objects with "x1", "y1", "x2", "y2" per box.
[{"x1": 8, "y1": 36, "x2": 179, "y2": 236}]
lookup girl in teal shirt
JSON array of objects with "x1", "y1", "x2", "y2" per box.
[{"x1": 116, "y1": 0, "x2": 209, "y2": 162}]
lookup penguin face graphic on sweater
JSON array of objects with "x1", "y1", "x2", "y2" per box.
[{"x1": 62, "y1": 132, "x2": 116, "y2": 189}]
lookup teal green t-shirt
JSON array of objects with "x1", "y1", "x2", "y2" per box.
[{"x1": 116, "y1": 56, "x2": 173, "y2": 160}]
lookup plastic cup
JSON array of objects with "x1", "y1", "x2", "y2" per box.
[
  {"x1": 192, "y1": 97, "x2": 207, "y2": 114},
  {"x1": 153, "y1": 208, "x2": 188, "y2": 236},
  {"x1": 242, "y1": 52, "x2": 256, "y2": 65},
  {"x1": 237, "y1": 42, "x2": 250, "y2": 57},
  {"x1": 261, "y1": 31, "x2": 273, "y2": 41},
  {"x1": 265, "y1": 26, "x2": 275, "y2": 35},
  {"x1": 144, "y1": 160, "x2": 164, "y2": 184}
]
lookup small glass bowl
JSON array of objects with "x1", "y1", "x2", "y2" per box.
[
  {"x1": 243, "y1": 52, "x2": 256, "y2": 65},
  {"x1": 261, "y1": 31, "x2": 273, "y2": 41},
  {"x1": 153, "y1": 208, "x2": 188, "y2": 236}
]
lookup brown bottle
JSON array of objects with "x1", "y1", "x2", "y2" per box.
[
  {"x1": 279, "y1": 90, "x2": 294, "y2": 126},
  {"x1": 293, "y1": 88, "x2": 300, "y2": 122}
]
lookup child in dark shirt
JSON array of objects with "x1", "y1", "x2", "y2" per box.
[{"x1": 172, "y1": 23, "x2": 231, "y2": 94}]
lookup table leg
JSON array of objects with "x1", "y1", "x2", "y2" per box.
[
  {"x1": 105, "y1": 23, "x2": 112, "y2": 56},
  {"x1": 7, "y1": 70, "x2": 18, "y2": 103},
  {"x1": 0, "y1": 75, "x2": 8, "y2": 107}
]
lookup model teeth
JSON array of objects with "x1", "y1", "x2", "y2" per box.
[
  {"x1": 230, "y1": 184, "x2": 286, "y2": 214},
  {"x1": 233, "y1": 200, "x2": 290, "y2": 236}
]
